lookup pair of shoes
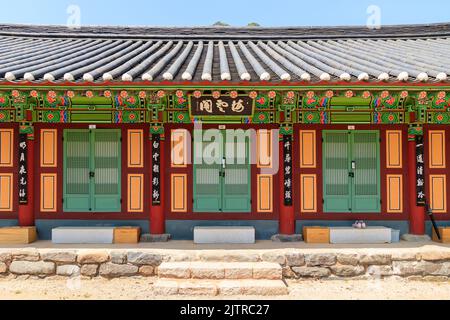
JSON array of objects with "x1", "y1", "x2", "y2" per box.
[{"x1": 352, "y1": 220, "x2": 367, "y2": 229}]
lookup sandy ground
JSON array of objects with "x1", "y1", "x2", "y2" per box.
[{"x1": 0, "y1": 277, "x2": 449, "y2": 300}]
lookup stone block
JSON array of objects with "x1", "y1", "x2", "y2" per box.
[
  {"x1": 330, "y1": 227, "x2": 392, "y2": 244},
  {"x1": 261, "y1": 252, "x2": 286, "y2": 264},
  {"x1": 77, "y1": 251, "x2": 109, "y2": 264},
  {"x1": 224, "y1": 263, "x2": 253, "y2": 279},
  {"x1": 330, "y1": 265, "x2": 365, "y2": 277},
  {"x1": 41, "y1": 251, "x2": 77, "y2": 263},
  {"x1": 9, "y1": 261, "x2": 55, "y2": 275},
  {"x1": 110, "y1": 251, "x2": 127, "y2": 264},
  {"x1": 336, "y1": 253, "x2": 360, "y2": 266},
  {"x1": 194, "y1": 226, "x2": 255, "y2": 244},
  {"x1": 421, "y1": 251, "x2": 450, "y2": 262},
  {"x1": 359, "y1": 254, "x2": 391, "y2": 265},
  {"x1": 80, "y1": 264, "x2": 98, "y2": 277},
  {"x1": 157, "y1": 262, "x2": 191, "y2": 279},
  {"x1": 127, "y1": 252, "x2": 163, "y2": 266},
  {"x1": 99, "y1": 263, "x2": 139, "y2": 278},
  {"x1": 52, "y1": 227, "x2": 114, "y2": 244},
  {"x1": 292, "y1": 267, "x2": 331, "y2": 278},
  {"x1": 139, "y1": 266, "x2": 154, "y2": 276},
  {"x1": 191, "y1": 263, "x2": 225, "y2": 279},
  {"x1": 56, "y1": 265, "x2": 80, "y2": 276},
  {"x1": 305, "y1": 253, "x2": 336, "y2": 267},
  {"x1": 253, "y1": 263, "x2": 283, "y2": 280},
  {"x1": 285, "y1": 252, "x2": 305, "y2": 267}
]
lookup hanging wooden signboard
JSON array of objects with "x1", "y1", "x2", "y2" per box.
[
  {"x1": 416, "y1": 135, "x2": 426, "y2": 206},
  {"x1": 190, "y1": 96, "x2": 254, "y2": 116},
  {"x1": 152, "y1": 134, "x2": 161, "y2": 206},
  {"x1": 283, "y1": 135, "x2": 293, "y2": 206},
  {"x1": 18, "y1": 133, "x2": 28, "y2": 204}
]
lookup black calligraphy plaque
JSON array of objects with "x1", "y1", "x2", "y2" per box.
[
  {"x1": 416, "y1": 135, "x2": 426, "y2": 206},
  {"x1": 18, "y1": 133, "x2": 28, "y2": 204},
  {"x1": 190, "y1": 96, "x2": 254, "y2": 116},
  {"x1": 283, "y1": 135, "x2": 293, "y2": 206},
  {"x1": 152, "y1": 134, "x2": 161, "y2": 206}
]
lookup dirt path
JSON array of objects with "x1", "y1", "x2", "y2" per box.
[{"x1": 0, "y1": 277, "x2": 449, "y2": 300}]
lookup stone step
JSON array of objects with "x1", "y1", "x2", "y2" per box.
[
  {"x1": 157, "y1": 262, "x2": 282, "y2": 280},
  {"x1": 153, "y1": 279, "x2": 288, "y2": 296}
]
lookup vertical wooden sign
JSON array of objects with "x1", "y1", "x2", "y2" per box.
[
  {"x1": 18, "y1": 133, "x2": 28, "y2": 204},
  {"x1": 416, "y1": 135, "x2": 426, "y2": 206},
  {"x1": 283, "y1": 135, "x2": 293, "y2": 206},
  {"x1": 152, "y1": 134, "x2": 161, "y2": 205}
]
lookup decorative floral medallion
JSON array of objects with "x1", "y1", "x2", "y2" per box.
[
  {"x1": 157, "y1": 90, "x2": 166, "y2": 98},
  {"x1": 345, "y1": 90, "x2": 354, "y2": 98},
  {"x1": 66, "y1": 90, "x2": 75, "y2": 98},
  {"x1": 86, "y1": 91, "x2": 94, "y2": 98},
  {"x1": 104, "y1": 90, "x2": 112, "y2": 98},
  {"x1": 230, "y1": 91, "x2": 239, "y2": 99},
  {"x1": 268, "y1": 91, "x2": 276, "y2": 99},
  {"x1": 120, "y1": 91, "x2": 128, "y2": 98},
  {"x1": 212, "y1": 91, "x2": 221, "y2": 99},
  {"x1": 325, "y1": 90, "x2": 334, "y2": 98},
  {"x1": 306, "y1": 91, "x2": 315, "y2": 99},
  {"x1": 30, "y1": 90, "x2": 38, "y2": 98},
  {"x1": 362, "y1": 91, "x2": 371, "y2": 99},
  {"x1": 193, "y1": 91, "x2": 202, "y2": 98},
  {"x1": 380, "y1": 91, "x2": 390, "y2": 99},
  {"x1": 249, "y1": 91, "x2": 258, "y2": 99},
  {"x1": 400, "y1": 91, "x2": 409, "y2": 98},
  {"x1": 175, "y1": 90, "x2": 184, "y2": 98},
  {"x1": 139, "y1": 91, "x2": 147, "y2": 99},
  {"x1": 287, "y1": 91, "x2": 295, "y2": 99},
  {"x1": 11, "y1": 90, "x2": 20, "y2": 98},
  {"x1": 438, "y1": 91, "x2": 446, "y2": 99},
  {"x1": 418, "y1": 91, "x2": 427, "y2": 100}
]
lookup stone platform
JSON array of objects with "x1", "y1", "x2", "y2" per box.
[{"x1": 1, "y1": 243, "x2": 450, "y2": 295}]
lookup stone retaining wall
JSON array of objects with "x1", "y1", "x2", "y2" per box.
[{"x1": 0, "y1": 247, "x2": 450, "y2": 281}]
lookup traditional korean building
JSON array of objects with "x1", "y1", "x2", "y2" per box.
[{"x1": 0, "y1": 23, "x2": 449, "y2": 240}]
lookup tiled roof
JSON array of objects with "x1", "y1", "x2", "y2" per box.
[{"x1": 1, "y1": 23, "x2": 450, "y2": 84}]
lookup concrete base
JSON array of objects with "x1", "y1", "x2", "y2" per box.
[
  {"x1": 271, "y1": 234, "x2": 303, "y2": 242},
  {"x1": 52, "y1": 227, "x2": 114, "y2": 244},
  {"x1": 194, "y1": 226, "x2": 255, "y2": 244},
  {"x1": 140, "y1": 233, "x2": 171, "y2": 242},
  {"x1": 330, "y1": 227, "x2": 392, "y2": 244},
  {"x1": 401, "y1": 234, "x2": 432, "y2": 242}
]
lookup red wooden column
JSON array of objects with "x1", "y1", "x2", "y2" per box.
[
  {"x1": 279, "y1": 138, "x2": 295, "y2": 235},
  {"x1": 408, "y1": 117, "x2": 425, "y2": 235},
  {"x1": 18, "y1": 136, "x2": 35, "y2": 227},
  {"x1": 150, "y1": 134, "x2": 165, "y2": 234}
]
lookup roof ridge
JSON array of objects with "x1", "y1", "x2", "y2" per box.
[{"x1": 0, "y1": 22, "x2": 450, "y2": 40}]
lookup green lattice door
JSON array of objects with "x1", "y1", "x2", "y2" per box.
[
  {"x1": 323, "y1": 130, "x2": 380, "y2": 213},
  {"x1": 193, "y1": 130, "x2": 251, "y2": 213},
  {"x1": 63, "y1": 129, "x2": 121, "y2": 212}
]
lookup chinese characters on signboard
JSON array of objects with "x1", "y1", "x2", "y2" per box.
[
  {"x1": 283, "y1": 135, "x2": 293, "y2": 206},
  {"x1": 416, "y1": 135, "x2": 426, "y2": 206},
  {"x1": 190, "y1": 96, "x2": 253, "y2": 116},
  {"x1": 152, "y1": 134, "x2": 161, "y2": 206},
  {"x1": 18, "y1": 133, "x2": 28, "y2": 204}
]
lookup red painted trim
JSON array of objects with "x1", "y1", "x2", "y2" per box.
[
  {"x1": 279, "y1": 140, "x2": 295, "y2": 234},
  {"x1": 164, "y1": 123, "x2": 280, "y2": 221},
  {"x1": 408, "y1": 139, "x2": 425, "y2": 234},
  {"x1": 34, "y1": 123, "x2": 148, "y2": 221},
  {"x1": 423, "y1": 124, "x2": 450, "y2": 221},
  {"x1": 18, "y1": 139, "x2": 35, "y2": 226},
  {"x1": 1, "y1": 80, "x2": 450, "y2": 88},
  {"x1": 293, "y1": 124, "x2": 410, "y2": 221},
  {"x1": 0, "y1": 123, "x2": 19, "y2": 220}
]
